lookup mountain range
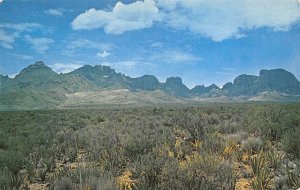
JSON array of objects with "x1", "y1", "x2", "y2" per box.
[{"x1": 1, "y1": 61, "x2": 300, "y2": 110}]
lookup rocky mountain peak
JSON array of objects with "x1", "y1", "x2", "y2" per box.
[{"x1": 166, "y1": 77, "x2": 183, "y2": 85}]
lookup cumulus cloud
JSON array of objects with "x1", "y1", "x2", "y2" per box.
[
  {"x1": 50, "y1": 63, "x2": 83, "y2": 73},
  {"x1": 24, "y1": 35, "x2": 54, "y2": 54},
  {"x1": 158, "y1": 0, "x2": 300, "y2": 41},
  {"x1": 71, "y1": 0, "x2": 300, "y2": 41},
  {"x1": 97, "y1": 50, "x2": 111, "y2": 58},
  {"x1": 44, "y1": 8, "x2": 66, "y2": 16},
  {"x1": 71, "y1": 0, "x2": 161, "y2": 34}
]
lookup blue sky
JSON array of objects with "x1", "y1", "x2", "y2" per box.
[{"x1": 0, "y1": 0, "x2": 300, "y2": 88}]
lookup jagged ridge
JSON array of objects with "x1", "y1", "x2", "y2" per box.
[{"x1": 0, "y1": 61, "x2": 299, "y2": 109}]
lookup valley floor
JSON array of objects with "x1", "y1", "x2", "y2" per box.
[{"x1": 0, "y1": 103, "x2": 299, "y2": 189}]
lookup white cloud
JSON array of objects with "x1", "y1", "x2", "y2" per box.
[
  {"x1": 71, "y1": 0, "x2": 300, "y2": 41},
  {"x1": 0, "y1": 0, "x2": 3, "y2": 3},
  {"x1": 151, "y1": 50, "x2": 201, "y2": 63},
  {"x1": 0, "y1": 23, "x2": 42, "y2": 32},
  {"x1": 62, "y1": 38, "x2": 112, "y2": 56},
  {"x1": 44, "y1": 8, "x2": 65, "y2": 16},
  {"x1": 97, "y1": 50, "x2": 111, "y2": 58},
  {"x1": 24, "y1": 35, "x2": 54, "y2": 54},
  {"x1": 11, "y1": 53, "x2": 33, "y2": 60},
  {"x1": 67, "y1": 38, "x2": 111, "y2": 50},
  {"x1": 0, "y1": 22, "x2": 44, "y2": 49},
  {"x1": 0, "y1": 29, "x2": 19, "y2": 49},
  {"x1": 50, "y1": 63, "x2": 83, "y2": 73},
  {"x1": 158, "y1": 0, "x2": 300, "y2": 41},
  {"x1": 8, "y1": 73, "x2": 18, "y2": 78},
  {"x1": 101, "y1": 60, "x2": 138, "y2": 69},
  {"x1": 71, "y1": 0, "x2": 161, "y2": 34},
  {"x1": 150, "y1": 42, "x2": 164, "y2": 48},
  {"x1": 168, "y1": 50, "x2": 202, "y2": 62}
]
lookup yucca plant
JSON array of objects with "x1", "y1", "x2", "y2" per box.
[
  {"x1": 117, "y1": 169, "x2": 137, "y2": 190},
  {"x1": 266, "y1": 150, "x2": 283, "y2": 170},
  {"x1": 251, "y1": 169, "x2": 273, "y2": 190},
  {"x1": 250, "y1": 152, "x2": 273, "y2": 190},
  {"x1": 250, "y1": 152, "x2": 265, "y2": 175},
  {"x1": 287, "y1": 170, "x2": 300, "y2": 189}
]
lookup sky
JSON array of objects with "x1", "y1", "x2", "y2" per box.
[{"x1": 0, "y1": 0, "x2": 300, "y2": 88}]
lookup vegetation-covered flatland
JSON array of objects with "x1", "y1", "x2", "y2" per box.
[{"x1": 0, "y1": 104, "x2": 299, "y2": 189}]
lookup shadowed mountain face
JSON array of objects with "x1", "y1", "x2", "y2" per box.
[
  {"x1": 223, "y1": 69, "x2": 300, "y2": 96},
  {"x1": 191, "y1": 84, "x2": 220, "y2": 96},
  {"x1": 16, "y1": 61, "x2": 58, "y2": 79},
  {"x1": 0, "y1": 61, "x2": 300, "y2": 110},
  {"x1": 0, "y1": 75, "x2": 11, "y2": 89},
  {"x1": 10, "y1": 62, "x2": 96, "y2": 93},
  {"x1": 258, "y1": 69, "x2": 300, "y2": 94},
  {"x1": 163, "y1": 77, "x2": 190, "y2": 97},
  {"x1": 69, "y1": 65, "x2": 128, "y2": 89},
  {"x1": 126, "y1": 75, "x2": 160, "y2": 91}
]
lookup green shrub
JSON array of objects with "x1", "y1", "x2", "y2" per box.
[
  {"x1": 53, "y1": 176, "x2": 76, "y2": 190},
  {"x1": 0, "y1": 104, "x2": 299, "y2": 190},
  {"x1": 241, "y1": 136, "x2": 263, "y2": 154},
  {"x1": 282, "y1": 128, "x2": 300, "y2": 158},
  {"x1": 0, "y1": 150, "x2": 23, "y2": 175},
  {"x1": 0, "y1": 168, "x2": 24, "y2": 189}
]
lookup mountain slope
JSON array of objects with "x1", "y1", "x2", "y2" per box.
[
  {"x1": 0, "y1": 62, "x2": 300, "y2": 110},
  {"x1": 69, "y1": 65, "x2": 128, "y2": 89},
  {"x1": 162, "y1": 77, "x2": 190, "y2": 97},
  {"x1": 223, "y1": 69, "x2": 300, "y2": 96},
  {"x1": 59, "y1": 89, "x2": 186, "y2": 108},
  {"x1": 126, "y1": 75, "x2": 161, "y2": 91},
  {"x1": 0, "y1": 62, "x2": 98, "y2": 109},
  {"x1": 257, "y1": 69, "x2": 300, "y2": 94},
  {"x1": 191, "y1": 84, "x2": 221, "y2": 97}
]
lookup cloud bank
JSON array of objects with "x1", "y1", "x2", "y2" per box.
[{"x1": 72, "y1": 0, "x2": 300, "y2": 41}]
